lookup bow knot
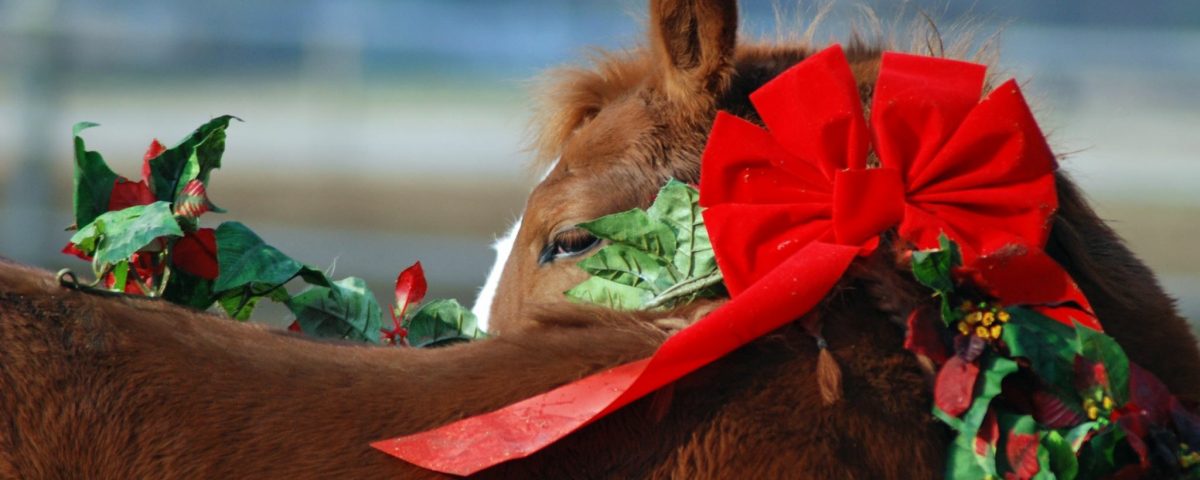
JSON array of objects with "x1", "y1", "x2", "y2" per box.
[{"x1": 832, "y1": 167, "x2": 905, "y2": 247}]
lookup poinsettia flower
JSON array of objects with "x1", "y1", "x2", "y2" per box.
[
  {"x1": 964, "y1": 245, "x2": 1101, "y2": 331},
  {"x1": 174, "y1": 179, "x2": 219, "y2": 219},
  {"x1": 108, "y1": 177, "x2": 156, "y2": 211},
  {"x1": 61, "y1": 242, "x2": 92, "y2": 261},
  {"x1": 142, "y1": 139, "x2": 165, "y2": 186},
  {"x1": 382, "y1": 261, "x2": 427, "y2": 345},
  {"x1": 172, "y1": 228, "x2": 219, "y2": 280},
  {"x1": 103, "y1": 252, "x2": 163, "y2": 294}
]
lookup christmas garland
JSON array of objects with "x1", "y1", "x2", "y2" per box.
[
  {"x1": 60, "y1": 118, "x2": 483, "y2": 347},
  {"x1": 376, "y1": 45, "x2": 1200, "y2": 478}
]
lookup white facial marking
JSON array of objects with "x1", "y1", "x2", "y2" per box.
[
  {"x1": 471, "y1": 217, "x2": 521, "y2": 332},
  {"x1": 471, "y1": 159, "x2": 557, "y2": 333}
]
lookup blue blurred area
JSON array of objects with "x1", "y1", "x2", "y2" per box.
[{"x1": 1, "y1": 0, "x2": 1197, "y2": 324}]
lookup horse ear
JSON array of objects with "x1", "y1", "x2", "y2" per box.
[{"x1": 649, "y1": 0, "x2": 738, "y2": 99}]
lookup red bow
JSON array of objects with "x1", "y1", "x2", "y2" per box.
[
  {"x1": 373, "y1": 45, "x2": 1097, "y2": 474},
  {"x1": 700, "y1": 45, "x2": 1097, "y2": 329}
]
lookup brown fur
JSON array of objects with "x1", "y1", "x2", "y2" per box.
[{"x1": 1, "y1": 0, "x2": 1197, "y2": 478}]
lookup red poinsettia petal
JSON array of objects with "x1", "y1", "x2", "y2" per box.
[
  {"x1": 143, "y1": 139, "x2": 166, "y2": 185},
  {"x1": 1126, "y1": 364, "x2": 1172, "y2": 425},
  {"x1": 174, "y1": 179, "x2": 214, "y2": 219},
  {"x1": 394, "y1": 261, "x2": 428, "y2": 325},
  {"x1": 1031, "y1": 389, "x2": 1086, "y2": 429},
  {"x1": 904, "y1": 306, "x2": 949, "y2": 365},
  {"x1": 62, "y1": 242, "x2": 92, "y2": 261},
  {"x1": 1005, "y1": 432, "x2": 1041, "y2": 480},
  {"x1": 969, "y1": 247, "x2": 1098, "y2": 325},
  {"x1": 288, "y1": 321, "x2": 302, "y2": 332},
  {"x1": 748, "y1": 44, "x2": 869, "y2": 176},
  {"x1": 935, "y1": 355, "x2": 979, "y2": 417},
  {"x1": 108, "y1": 177, "x2": 156, "y2": 211},
  {"x1": 975, "y1": 411, "x2": 1000, "y2": 456},
  {"x1": 1073, "y1": 356, "x2": 1110, "y2": 393},
  {"x1": 172, "y1": 229, "x2": 219, "y2": 280}
]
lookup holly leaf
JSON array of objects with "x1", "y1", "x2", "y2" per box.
[
  {"x1": 286, "y1": 277, "x2": 382, "y2": 343},
  {"x1": 1076, "y1": 324, "x2": 1131, "y2": 405},
  {"x1": 71, "y1": 122, "x2": 120, "y2": 229},
  {"x1": 213, "y1": 221, "x2": 306, "y2": 292},
  {"x1": 403, "y1": 299, "x2": 486, "y2": 348},
  {"x1": 911, "y1": 234, "x2": 962, "y2": 324},
  {"x1": 567, "y1": 180, "x2": 723, "y2": 310},
  {"x1": 148, "y1": 115, "x2": 236, "y2": 203},
  {"x1": 69, "y1": 201, "x2": 183, "y2": 270}
]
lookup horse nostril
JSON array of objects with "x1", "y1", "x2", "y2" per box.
[{"x1": 538, "y1": 228, "x2": 601, "y2": 265}]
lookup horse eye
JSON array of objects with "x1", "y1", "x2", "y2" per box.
[{"x1": 539, "y1": 228, "x2": 601, "y2": 265}]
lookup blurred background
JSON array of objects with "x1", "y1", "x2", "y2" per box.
[{"x1": 1, "y1": 0, "x2": 1197, "y2": 328}]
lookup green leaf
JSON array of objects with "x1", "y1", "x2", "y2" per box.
[
  {"x1": 213, "y1": 221, "x2": 305, "y2": 292},
  {"x1": 161, "y1": 269, "x2": 216, "y2": 310},
  {"x1": 403, "y1": 299, "x2": 486, "y2": 348},
  {"x1": 71, "y1": 122, "x2": 120, "y2": 228},
  {"x1": 286, "y1": 277, "x2": 382, "y2": 343},
  {"x1": 216, "y1": 283, "x2": 290, "y2": 321},
  {"x1": 565, "y1": 277, "x2": 655, "y2": 310},
  {"x1": 911, "y1": 234, "x2": 963, "y2": 325},
  {"x1": 69, "y1": 201, "x2": 183, "y2": 269},
  {"x1": 1076, "y1": 425, "x2": 1125, "y2": 478},
  {"x1": 1002, "y1": 307, "x2": 1083, "y2": 400},
  {"x1": 1064, "y1": 421, "x2": 1101, "y2": 453},
  {"x1": 576, "y1": 244, "x2": 676, "y2": 291},
  {"x1": 647, "y1": 179, "x2": 717, "y2": 279},
  {"x1": 580, "y1": 209, "x2": 677, "y2": 258},
  {"x1": 567, "y1": 179, "x2": 723, "y2": 311},
  {"x1": 945, "y1": 434, "x2": 992, "y2": 479},
  {"x1": 148, "y1": 115, "x2": 236, "y2": 203},
  {"x1": 1042, "y1": 430, "x2": 1080, "y2": 480},
  {"x1": 110, "y1": 261, "x2": 130, "y2": 291},
  {"x1": 1076, "y1": 325, "x2": 1131, "y2": 405}
]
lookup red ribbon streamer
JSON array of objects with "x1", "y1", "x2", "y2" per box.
[
  {"x1": 372, "y1": 242, "x2": 858, "y2": 475},
  {"x1": 373, "y1": 45, "x2": 1098, "y2": 474}
]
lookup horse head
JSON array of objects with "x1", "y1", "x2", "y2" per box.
[{"x1": 481, "y1": 0, "x2": 1200, "y2": 399}]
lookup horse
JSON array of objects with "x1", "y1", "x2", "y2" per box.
[{"x1": 2, "y1": 0, "x2": 1198, "y2": 478}]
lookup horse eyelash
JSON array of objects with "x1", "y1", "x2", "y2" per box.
[{"x1": 538, "y1": 228, "x2": 601, "y2": 266}]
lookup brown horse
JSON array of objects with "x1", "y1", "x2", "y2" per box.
[{"x1": 1, "y1": 0, "x2": 1198, "y2": 478}]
